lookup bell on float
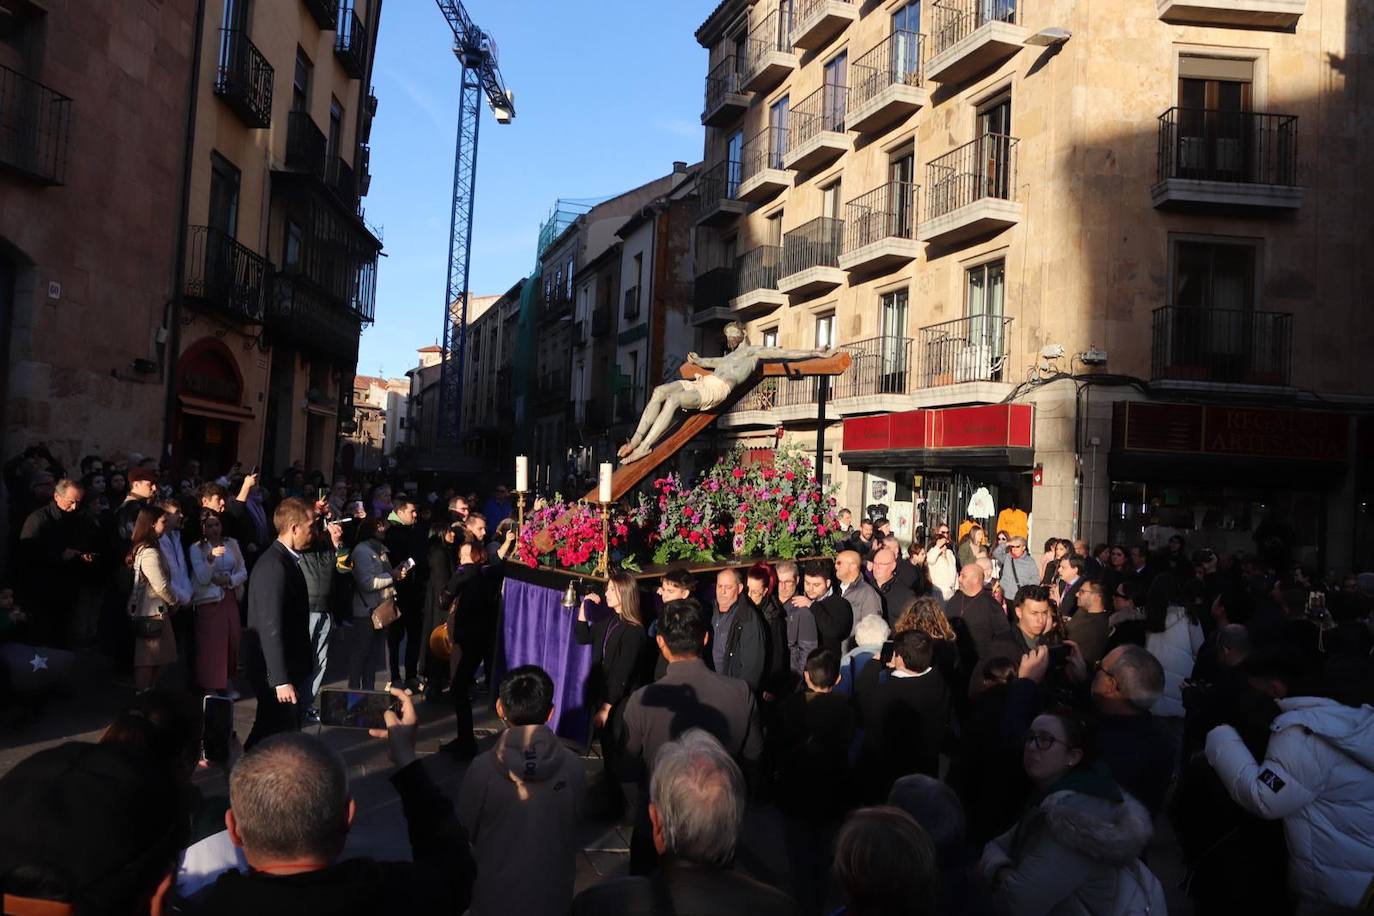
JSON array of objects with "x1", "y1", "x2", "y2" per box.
[{"x1": 560, "y1": 579, "x2": 579, "y2": 609}]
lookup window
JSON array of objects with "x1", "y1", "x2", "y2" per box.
[
  {"x1": 293, "y1": 48, "x2": 312, "y2": 113},
  {"x1": 815, "y1": 313, "x2": 835, "y2": 348},
  {"x1": 284, "y1": 220, "x2": 303, "y2": 269},
  {"x1": 726, "y1": 130, "x2": 744, "y2": 195},
  {"x1": 565, "y1": 256, "x2": 575, "y2": 298},
  {"x1": 824, "y1": 51, "x2": 848, "y2": 130},
  {"x1": 963, "y1": 260, "x2": 1006, "y2": 381},
  {"x1": 892, "y1": 0, "x2": 921, "y2": 37},
  {"x1": 626, "y1": 252, "x2": 643, "y2": 319},
  {"x1": 977, "y1": 97, "x2": 1012, "y2": 198},
  {"x1": 822, "y1": 181, "x2": 842, "y2": 220},
  {"x1": 763, "y1": 328, "x2": 779, "y2": 348},
  {"x1": 1171, "y1": 239, "x2": 1256, "y2": 311},
  {"x1": 766, "y1": 212, "x2": 784, "y2": 247},
  {"x1": 769, "y1": 95, "x2": 789, "y2": 169},
  {"x1": 777, "y1": 0, "x2": 793, "y2": 43},
  {"x1": 0, "y1": 0, "x2": 45, "y2": 70},
  {"x1": 1176, "y1": 57, "x2": 1255, "y2": 181},
  {"x1": 327, "y1": 97, "x2": 343, "y2": 162},
  {"x1": 733, "y1": 33, "x2": 748, "y2": 73},
  {"x1": 208, "y1": 152, "x2": 241, "y2": 238},
  {"x1": 890, "y1": 152, "x2": 915, "y2": 236},
  {"x1": 880, "y1": 289, "x2": 909, "y2": 391}
]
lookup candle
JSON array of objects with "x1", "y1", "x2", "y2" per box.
[
  {"x1": 515, "y1": 455, "x2": 528, "y2": 493},
  {"x1": 598, "y1": 463, "x2": 613, "y2": 504}
]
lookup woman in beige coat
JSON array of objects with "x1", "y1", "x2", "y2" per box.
[{"x1": 127, "y1": 505, "x2": 179, "y2": 691}]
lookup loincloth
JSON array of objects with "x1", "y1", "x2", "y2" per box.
[{"x1": 677, "y1": 373, "x2": 732, "y2": 410}]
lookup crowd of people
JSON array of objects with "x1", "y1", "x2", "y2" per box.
[{"x1": 0, "y1": 440, "x2": 1372, "y2": 915}]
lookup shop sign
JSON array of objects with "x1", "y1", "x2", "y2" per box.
[
  {"x1": 842, "y1": 404, "x2": 1034, "y2": 452},
  {"x1": 1117, "y1": 402, "x2": 1348, "y2": 462}
]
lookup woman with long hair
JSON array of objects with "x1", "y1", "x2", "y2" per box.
[
  {"x1": 893, "y1": 596, "x2": 961, "y2": 693},
  {"x1": 901, "y1": 541, "x2": 936, "y2": 598},
  {"x1": 746, "y1": 561, "x2": 791, "y2": 698},
  {"x1": 957, "y1": 525, "x2": 986, "y2": 570},
  {"x1": 127, "y1": 505, "x2": 178, "y2": 691},
  {"x1": 977, "y1": 713, "x2": 1166, "y2": 913},
  {"x1": 1039, "y1": 538, "x2": 1072, "y2": 586},
  {"x1": 189, "y1": 509, "x2": 247, "y2": 698},
  {"x1": 418, "y1": 519, "x2": 457, "y2": 688},
  {"x1": 928, "y1": 531, "x2": 958, "y2": 600}
]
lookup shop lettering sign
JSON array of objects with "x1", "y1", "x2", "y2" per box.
[{"x1": 1118, "y1": 402, "x2": 1348, "y2": 462}]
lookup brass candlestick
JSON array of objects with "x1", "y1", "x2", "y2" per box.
[
  {"x1": 515, "y1": 490, "x2": 527, "y2": 535},
  {"x1": 593, "y1": 501, "x2": 611, "y2": 577}
]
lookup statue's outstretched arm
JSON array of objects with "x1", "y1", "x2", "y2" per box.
[{"x1": 755, "y1": 346, "x2": 833, "y2": 361}]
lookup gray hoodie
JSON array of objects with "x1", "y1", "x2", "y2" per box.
[{"x1": 457, "y1": 723, "x2": 585, "y2": 916}]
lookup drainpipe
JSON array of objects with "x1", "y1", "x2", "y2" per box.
[{"x1": 160, "y1": 0, "x2": 207, "y2": 469}]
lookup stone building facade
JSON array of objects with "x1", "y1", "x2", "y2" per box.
[{"x1": 693, "y1": 0, "x2": 1372, "y2": 570}]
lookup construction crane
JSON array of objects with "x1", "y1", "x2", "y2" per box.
[{"x1": 435, "y1": 0, "x2": 514, "y2": 446}]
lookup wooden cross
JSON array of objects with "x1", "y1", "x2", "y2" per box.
[{"x1": 582, "y1": 351, "x2": 853, "y2": 504}]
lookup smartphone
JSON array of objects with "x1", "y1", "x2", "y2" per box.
[
  {"x1": 318, "y1": 487, "x2": 328, "y2": 503},
  {"x1": 878, "y1": 640, "x2": 895, "y2": 665},
  {"x1": 399, "y1": 557, "x2": 417, "y2": 573},
  {"x1": 249, "y1": 465, "x2": 260, "y2": 477},
  {"x1": 202, "y1": 695, "x2": 234, "y2": 763},
  {"x1": 1047, "y1": 643, "x2": 1071, "y2": 666},
  {"x1": 318, "y1": 688, "x2": 402, "y2": 730}
]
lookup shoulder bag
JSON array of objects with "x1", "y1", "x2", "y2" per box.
[
  {"x1": 127, "y1": 550, "x2": 166, "y2": 639},
  {"x1": 370, "y1": 596, "x2": 400, "y2": 630}
]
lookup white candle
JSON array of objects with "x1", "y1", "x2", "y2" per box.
[
  {"x1": 515, "y1": 455, "x2": 528, "y2": 493},
  {"x1": 598, "y1": 463, "x2": 613, "y2": 503}
]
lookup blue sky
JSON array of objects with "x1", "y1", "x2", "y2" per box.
[{"x1": 358, "y1": 1, "x2": 709, "y2": 378}]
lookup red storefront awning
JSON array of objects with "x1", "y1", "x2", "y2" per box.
[{"x1": 841, "y1": 404, "x2": 1035, "y2": 468}]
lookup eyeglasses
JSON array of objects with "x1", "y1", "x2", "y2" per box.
[
  {"x1": 1024, "y1": 732, "x2": 1064, "y2": 751},
  {"x1": 1095, "y1": 659, "x2": 1119, "y2": 685}
]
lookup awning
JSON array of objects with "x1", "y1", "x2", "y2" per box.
[
  {"x1": 178, "y1": 395, "x2": 255, "y2": 423},
  {"x1": 842, "y1": 446, "x2": 1036, "y2": 470}
]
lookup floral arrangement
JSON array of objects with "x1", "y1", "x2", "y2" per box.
[{"x1": 515, "y1": 500, "x2": 635, "y2": 573}]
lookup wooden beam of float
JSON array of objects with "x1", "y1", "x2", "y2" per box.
[{"x1": 583, "y1": 351, "x2": 853, "y2": 504}]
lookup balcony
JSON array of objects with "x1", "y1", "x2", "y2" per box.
[
  {"x1": 695, "y1": 160, "x2": 750, "y2": 226},
  {"x1": 268, "y1": 274, "x2": 362, "y2": 363},
  {"x1": 623, "y1": 285, "x2": 642, "y2": 321},
  {"x1": 778, "y1": 216, "x2": 845, "y2": 298},
  {"x1": 849, "y1": 31, "x2": 929, "y2": 136},
  {"x1": 591, "y1": 304, "x2": 612, "y2": 337},
  {"x1": 215, "y1": 29, "x2": 274, "y2": 128},
  {"x1": 927, "y1": 0, "x2": 1026, "y2": 86},
  {"x1": 1151, "y1": 307, "x2": 1292, "y2": 386},
  {"x1": 839, "y1": 182, "x2": 920, "y2": 273},
  {"x1": 357, "y1": 144, "x2": 371, "y2": 196},
  {"x1": 916, "y1": 314, "x2": 1012, "y2": 387},
  {"x1": 284, "y1": 110, "x2": 328, "y2": 181},
  {"x1": 326, "y1": 156, "x2": 357, "y2": 207},
  {"x1": 1156, "y1": 0, "x2": 1305, "y2": 28},
  {"x1": 0, "y1": 64, "x2": 71, "y2": 185},
  {"x1": 702, "y1": 56, "x2": 750, "y2": 126},
  {"x1": 742, "y1": 9, "x2": 799, "y2": 93},
  {"x1": 1152, "y1": 108, "x2": 1302, "y2": 210},
  {"x1": 790, "y1": 0, "x2": 858, "y2": 52},
  {"x1": 541, "y1": 289, "x2": 573, "y2": 323},
  {"x1": 919, "y1": 133, "x2": 1021, "y2": 245},
  {"x1": 693, "y1": 261, "x2": 737, "y2": 326},
  {"x1": 736, "y1": 126, "x2": 792, "y2": 203},
  {"x1": 361, "y1": 88, "x2": 377, "y2": 143},
  {"x1": 303, "y1": 0, "x2": 339, "y2": 30},
  {"x1": 335, "y1": 4, "x2": 368, "y2": 80},
  {"x1": 783, "y1": 84, "x2": 850, "y2": 173},
  {"x1": 730, "y1": 335, "x2": 914, "y2": 416},
  {"x1": 730, "y1": 246, "x2": 786, "y2": 318},
  {"x1": 184, "y1": 226, "x2": 270, "y2": 324}
]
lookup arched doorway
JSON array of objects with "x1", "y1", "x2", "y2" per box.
[{"x1": 175, "y1": 338, "x2": 253, "y2": 478}]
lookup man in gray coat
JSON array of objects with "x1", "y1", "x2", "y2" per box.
[{"x1": 835, "y1": 550, "x2": 883, "y2": 641}]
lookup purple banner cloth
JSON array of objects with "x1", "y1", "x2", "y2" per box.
[{"x1": 495, "y1": 576, "x2": 610, "y2": 744}]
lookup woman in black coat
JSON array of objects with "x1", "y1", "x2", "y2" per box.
[
  {"x1": 747, "y1": 562, "x2": 792, "y2": 699},
  {"x1": 574, "y1": 571, "x2": 651, "y2": 772}
]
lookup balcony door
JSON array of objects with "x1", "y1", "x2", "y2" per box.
[
  {"x1": 962, "y1": 259, "x2": 1005, "y2": 382},
  {"x1": 769, "y1": 95, "x2": 789, "y2": 169},
  {"x1": 977, "y1": 97, "x2": 1012, "y2": 199},
  {"x1": 892, "y1": 1, "x2": 921, "y2": 85},
  {"x1": 1168, "y1": 239, "x2": 1259, "y2": 380},
  {"x1": 880, "y1": 289, "x2": 909, "y2": 393},
  {"x1": 889, "y1": 152, "x2": 915, "y2": 238},
  {"x1": 1177, "y1": 57, "x2": 1253, "y2": 183},
  {"x1": 726, "y1": 129, "x2": 744, "y2": 196},
  {"x1": 823, "y1": 51, "x2": 848, "y2": 131}
]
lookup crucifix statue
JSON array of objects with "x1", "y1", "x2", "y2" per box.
[{"x1": 617, "y1": 321, "x2": 835, "y2": 464}]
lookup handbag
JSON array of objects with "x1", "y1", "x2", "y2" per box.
[
  {"x1": 127, "y1": 551, "x2": 167, "y2": 639},
  {"x1": 370, "y1": 597, "x2": 400, "y2": 630}
]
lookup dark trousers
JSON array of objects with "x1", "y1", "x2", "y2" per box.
[
  {"x1": 245, "y1": 679, "x2": 302, "y2": 749},
  {"x1": 386, "y1": 598, "x2": 422, "y2": 684},
  {"x1": 449, "y1": 632, "x2": 490, "y2": 753}
]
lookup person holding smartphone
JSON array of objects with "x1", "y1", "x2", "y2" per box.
[
  {"x1": 191, "y1": 510, "x2": 248, "y2": 698},
  {"x1": 927, "y1": 530, "x2": 958, "y2": 600},
  {"x1": 347, "y1": 517, "x2": 409, "y2": 690}
]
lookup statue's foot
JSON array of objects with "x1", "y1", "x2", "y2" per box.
[
  {"x1": 616, "y1": 441, "x2": 637, "y2": 460},
  {"x1": 621, "y1": 445, "x2": 652, "y2": 464}
]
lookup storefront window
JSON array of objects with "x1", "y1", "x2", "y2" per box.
[{"x1": 1109, "y1": 480, "x2": 1321, "y2": 568}]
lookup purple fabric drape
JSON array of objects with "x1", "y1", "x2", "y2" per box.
[{"x1": 495, "y1": 576, "x2": 609, "y2": 744}]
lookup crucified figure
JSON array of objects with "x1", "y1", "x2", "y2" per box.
[{"x1": 617, "y1": 321, "x2": 835, "y2": 464}]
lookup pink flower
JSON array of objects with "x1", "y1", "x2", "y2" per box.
[
  {"x1": 779, "y1": 509, "x2": 790, "y2": 521},
  {"x1": 732, "y1": 468, "x2": 744, "y2": 479}
]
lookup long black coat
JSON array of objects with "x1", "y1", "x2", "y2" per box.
[{"x1": 244, "y1": 540, "x2": 313, "y2": 689}]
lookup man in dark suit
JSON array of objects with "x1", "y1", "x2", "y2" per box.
[
  {"x1": 244, "y1": 497, "x2": 316, "y2": 748},
  {"x1": 870, "y1": 547, "x2": 916, "y2": 627},
  {"x1": 620, "y1": 598, "x2": 763, "y2": 875},
  {"x1": 792, "y1": 560, "x2": 853, "y2": 655},
  {"x1": 853, "y1": 629, "x2": 950, "y2": 802},
  {"x1": 1057, "y1": 554, "x2": 1087, "y2": 618}
]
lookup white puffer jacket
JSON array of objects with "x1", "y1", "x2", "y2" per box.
[
  {"x1": 1145, "y1": 606, "x2": 1203, "y2": 718},
  {"x1": 1207, "y1": 697, "x2": 1374, "y2": 910}
]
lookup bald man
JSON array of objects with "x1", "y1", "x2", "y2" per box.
[
  {"x1": 834, "y1": 549, "x2": 883, "y2": 641},
  {"x1": 944, "y1": 562, "x2": 1013, "y2": 663}
]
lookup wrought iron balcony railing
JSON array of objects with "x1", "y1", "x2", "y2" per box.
[
  {"x1": 736, "y1": 245, "x2": 783, "y2": 296},
  {"x1": 924, "y1": 132, "x2": 1019, "y2": 220},
  {"x1": 916, "y1": 314, "x2": 1012, "y2": 386},
  {"x1": 696, "y1": 159, "x2": 743, "y2": 219},
  {"x1": 1151, "y1": 306, "x2": 1292, "y2": 386},
  {"x1": 215, "y1": 29, "x2": 274, "y2": 128},
  {"x1": 850, "y1": 30, "x2": 926, "y2": 109},
  {"x1": 930, "y1": 0, "x2": 1018, "y2": 57},
  {"x1": 704, "y1": 56, "x2": 746, "y2": 116},
  {"x1": 734, "y1": 335, "x2": 913, "y2": 411},
  {"x1": 269, "y1": 274, "x2": 361, "y2": 363},
  {"x1": 185, "y1": 226, "x2": 270, "y2": 323},
  {"x1": 592, "y1": 303, "x2": 613, "y2": 336},
  {"x1": 0, "y1": 63, "x2": 71, "y2": 185},
  {"x1": 695, "y1": 266, "x2": 737, "y2": 311},
  {"x1": 623, "y1": 285, "x2": 641, "y2": 320},
  {"x1": 284, "y1": 110, "x2": 328, "y2": 180},
  {"x1": 745, "y1": 8, "x2": 791, "y2": 82},
  {"x1": 844, "y1": 181, "x2": 918, "y2": 253},
  {"x1": 1156, "y1": 108, "x2": 1299, "y2": 187},
  {"x1": 791, "y1": 0, "x2": 857, "y2": 44},
  {"x1": 789, "y1": 82, "x2": 848, "y2": 151},
  {"x1": 782, "y1": 216, "x2": 844, "y2": 277},
  {"x1": 335, "y1": 4, "x2": 368, "y2": 80},
  {"x1": 326, "y1": 156, "x2": 357, "y2": 206},
  {"x1": 740, "y1": 125, "x2": 789, "y2": 183},
  {"x1": 303, "y1": 0, "x2": 339, "y2": 30}
]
